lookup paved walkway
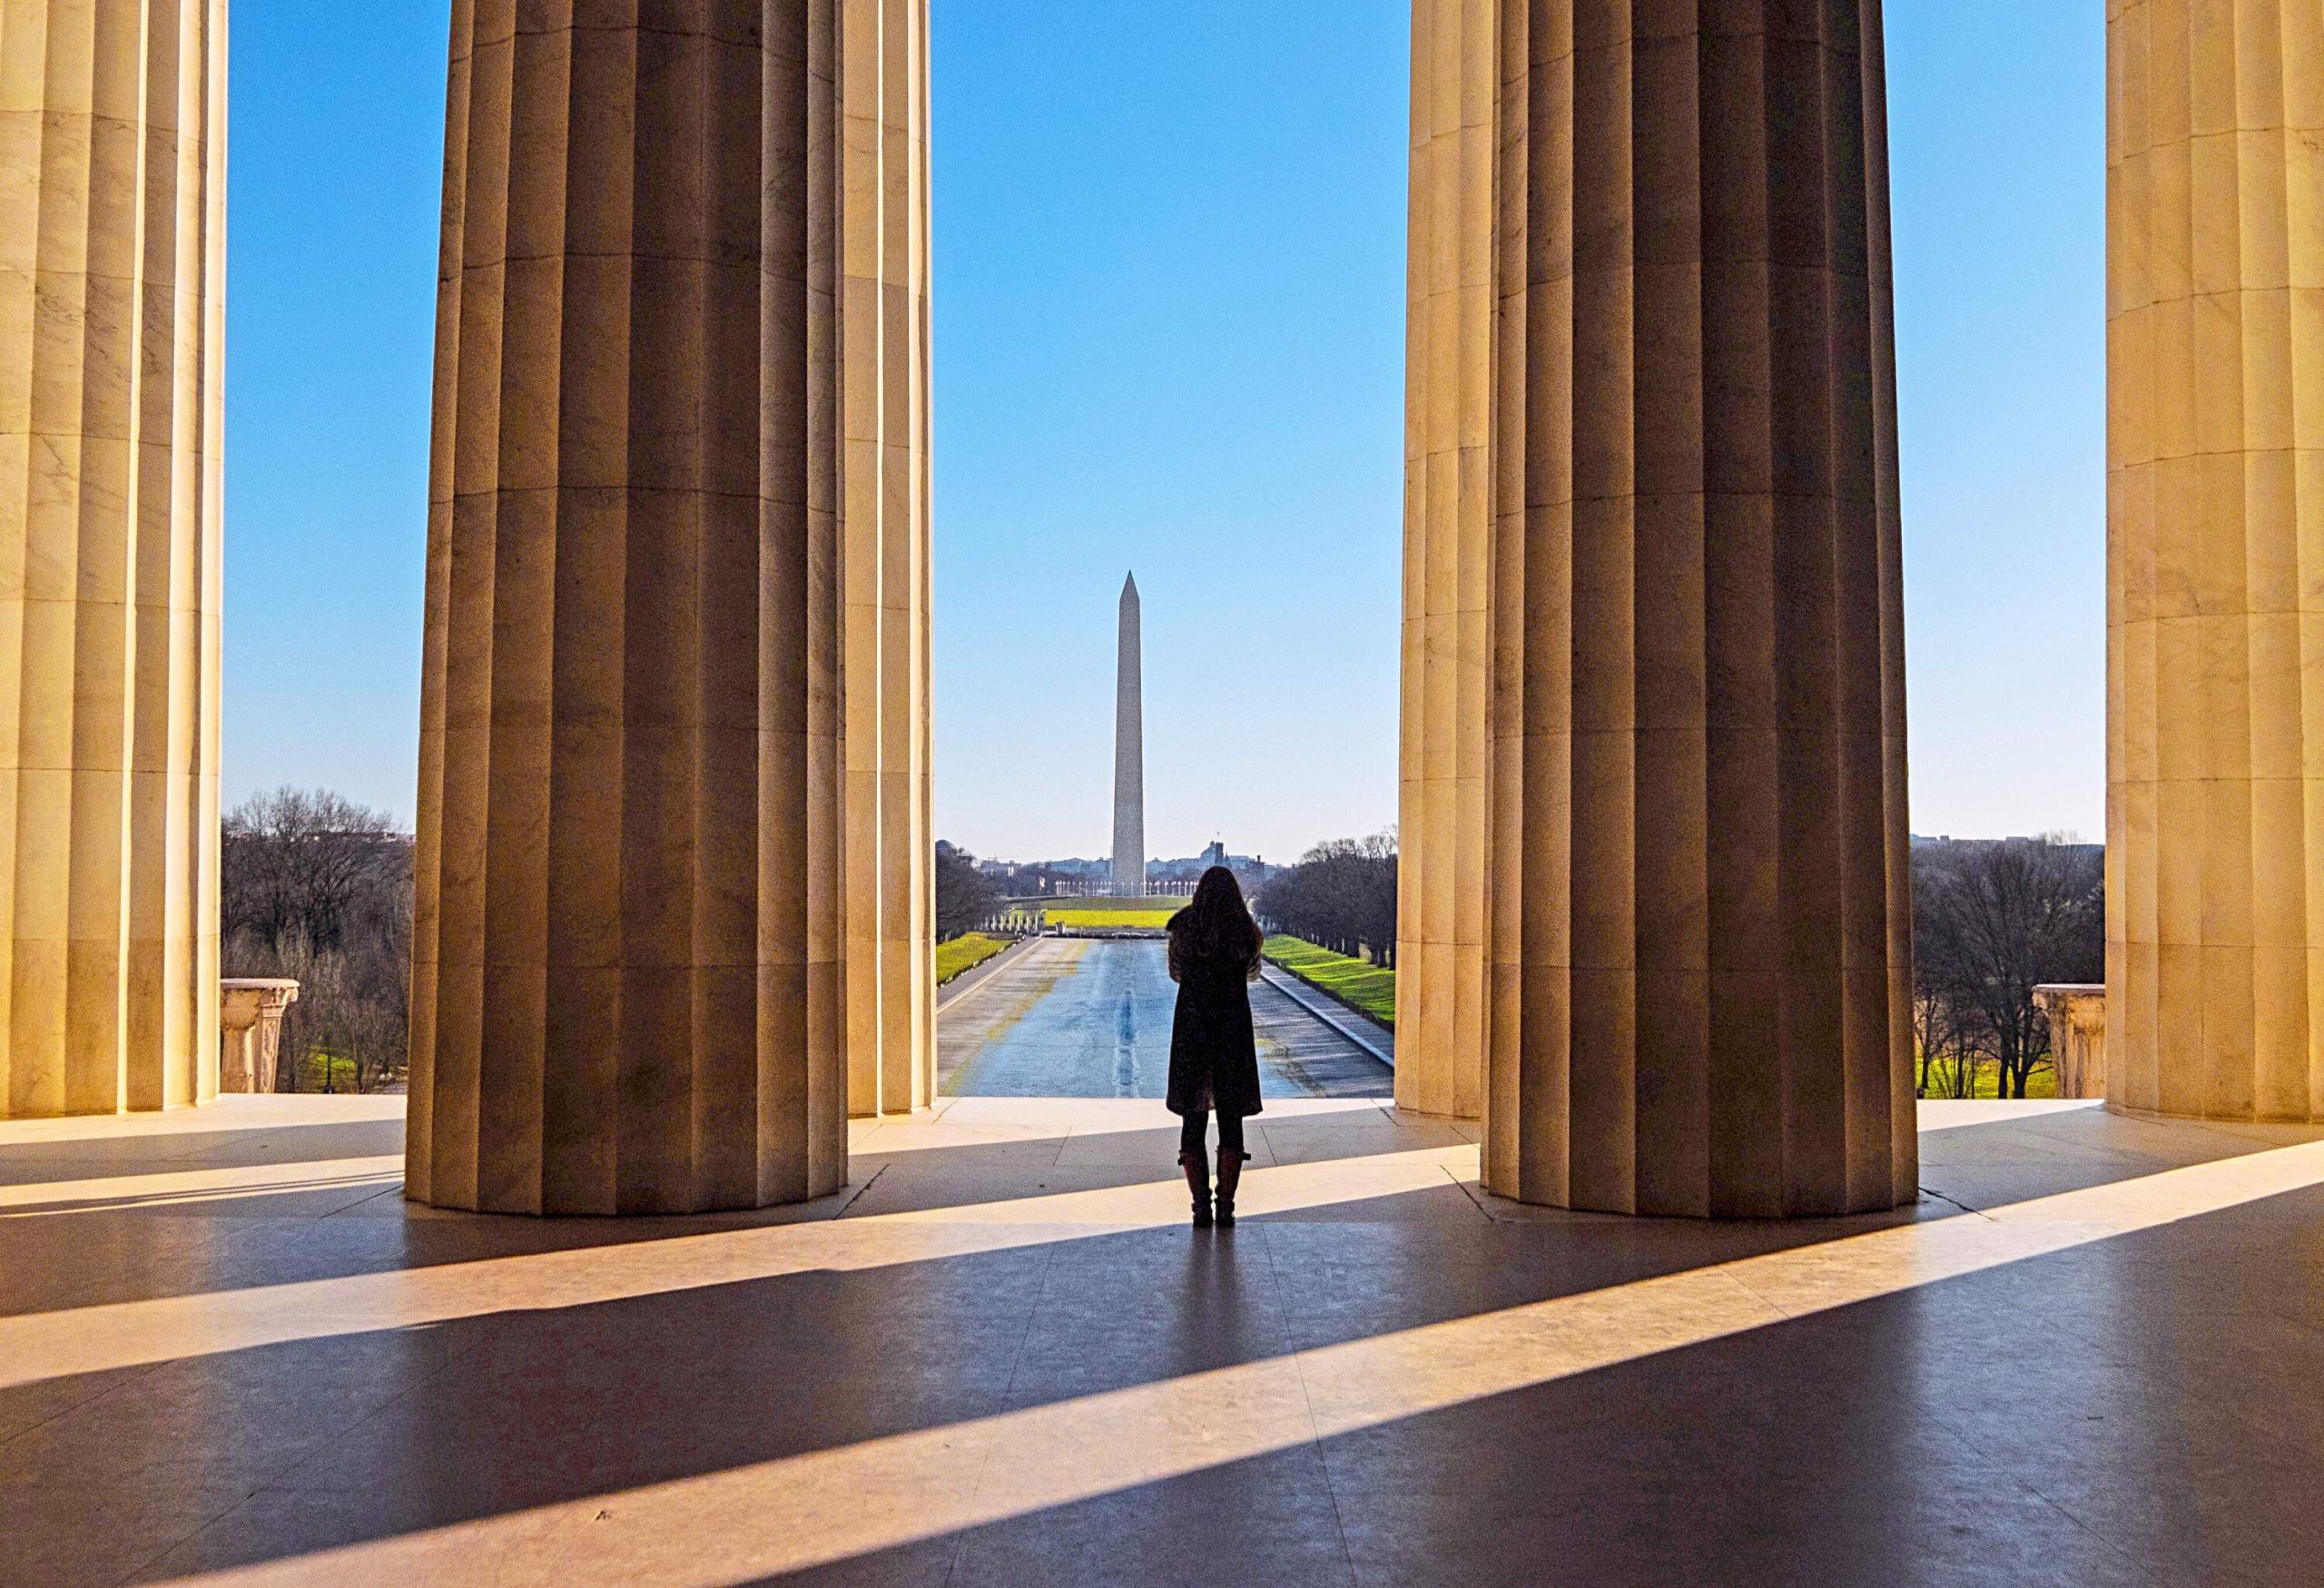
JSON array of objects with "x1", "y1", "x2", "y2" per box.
[
  {"x1": 7, "y1": 1096, "x2": 2324, "y2": 1585},
  {"x1": 939, "y1": 937, "x2": 1391, "y2": 1100}
]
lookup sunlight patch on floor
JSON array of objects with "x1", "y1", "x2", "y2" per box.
[
  {"x1": 849, "y1": 1094, "x2": 1396, "y2": 1155},
  {"x1": 1913, "y1": 1099, "x2": 2106, "y2": 1132},
  {"x1": 0, "y1": 1094, "x2": 405, "y2": 1146},
  {"x1": 144, "y1": 1137, "x2": 2324, "y2": 1587},
  {"x1": 0, "y1": 1142, "x2": 1479, "y2": 1391},
  {"x1": 0, "y1": 1157, "x2": 404, "y2": 1217}
]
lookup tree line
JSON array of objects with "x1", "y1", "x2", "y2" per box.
[
  {"x1": 217, "y1": 795, "x2": 2101, "y2": 1101},
  {"x1": 934, "y1": 843, "x2": 1000, "y2": 941},
  {"x1": 1245, "y1": 829, "x2": 2101, "y2": 1100},
  {"x1": 222, "y1": 788, "x2": 413, "y2": 1094},
  {"x1": 1255, "y1": 834, "x2": 1398, "y2": 966},
  {"x1": 1913, "y1": 836, "x2": 2102, "y2": 1099}
]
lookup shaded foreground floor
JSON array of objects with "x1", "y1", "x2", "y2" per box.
[
  {"x1": 938, "y1": 937, "x2": 1392, "y2": 1100},
  {"x1": 5, "y1": 1097, "x2": 2324, "y2": 1585}
]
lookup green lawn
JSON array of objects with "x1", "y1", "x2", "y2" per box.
[
  {"x1": 295, "y1": 1052, "x2": 362, "y2": 1092},
  {"x1": 936, "y1": 932, "x2": 1012, "y2": 985},
  {"x1": 1263, "y1": 935, "x2": 1397, "y2": 1028},
  {"x1": 1041, "y1": 899, "x2": 1179, "y2": 930},
  {"x1": 1919, "y1": 1060, "x2": 2058, "y2": 1100}
]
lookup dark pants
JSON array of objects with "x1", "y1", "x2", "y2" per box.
[{"x1": 1179, "y1": 1110, "x2": 1246, "y2": 1160}]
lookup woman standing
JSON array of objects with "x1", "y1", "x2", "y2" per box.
[{"x1": 1167, "y1": 867, "x2": 1266, "y2": 1228}]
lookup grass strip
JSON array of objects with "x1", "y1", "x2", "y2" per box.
[
  {"x1": 1262, "y1": 935, "x2": 1396, "y2": 1028},
  {"x1": 1041, "y1": 905, "x2": 1178, "y2": 930},
  {"x1": 936, "y1": 932, "x2": 1013, "y2": 985},
  {"x1": 1040, "y1": 906, "x2": 1171, "y2": 930}
]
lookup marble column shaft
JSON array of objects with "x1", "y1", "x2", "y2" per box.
[
  {"x1": 0, "y1": 0, "x2": 226, "y2": 1119},
  {"x1": 410, "y1": 0, "x2": 877, "y2": 1213},
  {"x1": 1397, "y1": 0, "x2": 1493, "y2": 1123},
  {"x1": 841, "y1": 0, "x2": 933, "y2": 1119},
  {"x1": 2107, "y1": 0, "x2": 2324, "y2": 1121},
  {"x1": 1403, "y1": 0, "x2": 1916, "y2": 1215}
]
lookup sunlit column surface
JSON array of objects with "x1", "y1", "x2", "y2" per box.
[
  {"x1": 410, "y1": 1, "x2": 925, "y2": 1212},
  {"x1": 1403, "y1": 1, "x2": 1917, "y2": 1214},
  {"x1": 0, "y1": 0, "x2": 226, "y2": 1118},
  {"x1": 842, "y1": 0, "x2": 935, "y2": 1119},
  {"x1": 1396, "y1": 0, "x2": 1493, "y2": 1124},
  {"x1": 2107, "y1": 0, "x2": 2324, "y2": 1122}
]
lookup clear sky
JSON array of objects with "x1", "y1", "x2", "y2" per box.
[{"x1": 224, "y1": 2, "x2": 2106, "y2": 861}]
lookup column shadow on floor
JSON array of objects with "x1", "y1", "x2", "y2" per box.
[
  {"x1": 765, "y1": 1180, "x2": 2324, "y2": 1588},
  {"x1": 0, "y1": 1109, "x2": 2314, "y2": 1583},
  {"x1": 0, "y1": 1104, "x2": 1467, "y2": 1316}
]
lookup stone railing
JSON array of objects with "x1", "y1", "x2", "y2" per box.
[
  {"x1": 2032, "y1": 984, "x2": 2106, "y2": 1100},
  {"x1": 219, "y1": 980, "x2": 301, "y2": 1094}
]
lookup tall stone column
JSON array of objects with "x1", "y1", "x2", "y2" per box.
[
  {"x1": 842, "y1": 0, "x2": 934, "y2": 1119},
  {"x1": 0, "y1": 0, "x2": 225, "y2": 1119},
  {"x1": 1397, "y1": 0, "x2": 1493, "y2": 1123},
  {"x1": 1403, "y1": 1, "x2": 1916, "y2": 1215},
  {"x1": 2107, "y1": 1, "x2": 2324, "y2": 1121},
  {"x1": 410, "y1": 1, "x2": 927, "y2": 1214}
]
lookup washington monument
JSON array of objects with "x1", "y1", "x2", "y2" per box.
[{"x1": 1112, "y1": 574, "x2": 1145, "y2": 897}]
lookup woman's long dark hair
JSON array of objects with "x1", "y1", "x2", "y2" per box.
[{"x1": 1172, "y1": 866, "x2": 1261, "y2": 965}]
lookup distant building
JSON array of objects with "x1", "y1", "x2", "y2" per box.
[
  {"x1": 970, "y1": 847, "x2": 1284, "y2": 899},
  {"x1": 1912, "y1": 833, "x2": 2102, "y2": 861}
]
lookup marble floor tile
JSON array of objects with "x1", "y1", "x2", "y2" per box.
[{"x1": 6, "y1": 1098, "x2": 2324, "y2": 1586}]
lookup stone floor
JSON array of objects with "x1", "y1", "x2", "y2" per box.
[{"x1": 5, "y1": 1094, "x2": 2324, "y2": 1586}]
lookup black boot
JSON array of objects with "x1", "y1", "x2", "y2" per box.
[
  {"x1": 1179, "y1": 1150, "x2": 1214, "y2": 1228},
  {"x1": 1214, "y1": 1149, "x2": 1247, "y2": 1228}
]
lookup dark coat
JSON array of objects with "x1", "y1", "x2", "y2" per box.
[{"x1": 1165, "y1": 914, "x2": 1265, "y2": 1119}]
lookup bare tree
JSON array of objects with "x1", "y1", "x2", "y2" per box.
[
  {"x1": 224, "y1": 789, "x2": 401, "y2": 949},
  {"x1": 1913, "y1": 837, "x2": 2103, "y2": 1100},
  {"x1": 222, "y1": 789, "x2": 412, "y2": 1093},
  {"x1": 1914, "y1": 990, "x2": 1980, "y2": 1100},
  {"x1": 1256, "y1": 832, "x2": 1398, "y2": 964}
]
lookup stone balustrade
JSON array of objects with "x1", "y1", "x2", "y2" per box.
[
  {"x1": 2033, "y1": 985, "x2": 2107, "y2": 1101},
  {"x1": 218, "y1": 981, "x2": 301, "y2": 1095}
]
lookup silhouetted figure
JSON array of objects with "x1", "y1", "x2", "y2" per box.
[{"x1": 1167, "y1": 866, "x2": 1265, "y2": 1228}]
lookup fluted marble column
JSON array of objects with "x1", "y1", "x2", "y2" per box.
[
  {"x1": 1402, "y1": 1, "x2": 1915, "y2": 1216},
  {"x1": 1396, "y1": 0, "x2": 1492, "y2": 1124},
  {"x1": 2107, "y1": 0, "x2": 2324, "y2": 1121},
  {"x1": 0, "y1": 0, "x2": 225, "y2": 1119},
  {"x1": 841, "y1": 0, "x2": 934, "y2": 1119},
  {"x1": 411, "y1": 0, "x2": 933, "y2": 1214}
]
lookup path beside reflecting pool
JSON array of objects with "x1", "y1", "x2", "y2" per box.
[{"x1": 938, "y1": 937, "x2": 1393, "y2": 1100}]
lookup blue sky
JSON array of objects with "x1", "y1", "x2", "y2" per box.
[{"x1": 224, "y1": 2, "x2": 2104, "y2": 862}]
